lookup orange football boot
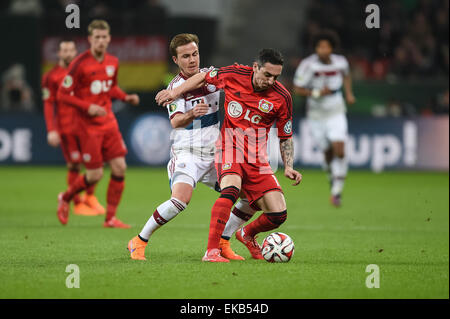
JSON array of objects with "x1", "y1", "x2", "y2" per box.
[
  {"x1": 73, "y1": 202, "x2": 99, "y2": 216},
  {"x1": 202, "y1": 248, "x2": 230, "y2": 263},
  {"x1": 219, "y1": 238, "x2": 245, "y2": 260},
  {"x1": 128, "y1": 236, "x2": 148, "y2": 260},
  {"x1": 57, "y1": 192, "x2": 69, "y2": 225},
  {"x1": 235, "y1": 227, "x2": 264, "y2": 260},
  {"x1": 103, "y1": 217, "x2": 131, "y2": 229},
  {"x1": 82, "y1": 194, "x2": 106, "y2": 215}
]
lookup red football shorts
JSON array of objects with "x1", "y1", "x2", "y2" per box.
[
  {"x1": 59, "y1": 132, "x2": 82, "y2": 164},
  {"x1": 78, "y1": 127, "x2": 127, "y2": 169},
  {"x1": 216, "y1": 162, "x2": 283, "y2": 211}
]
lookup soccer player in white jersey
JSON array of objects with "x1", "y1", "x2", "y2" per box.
[
  {"x1": 293, "y1": 31, "x2": 355, "y2": 207},
  {"x1": 128, "y1": 33, "x2": 255, "y2": 260}
]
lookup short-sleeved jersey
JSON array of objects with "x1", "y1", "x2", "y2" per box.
[
  {"x1": 167, "y1": 67, "x2": 221, "y2": 159},
  {"x1": 58, "y1": 50, "x2": 126, "y2": 132},
  {"x1": 293, "y1": 53, "x2": 349, "y2": 119},
  {"x1": 204, "y1": 64, "x2": 293, "y2": 165},
  {"x1": 41, "y1": 64, "x2": 77, "y2": 134}
]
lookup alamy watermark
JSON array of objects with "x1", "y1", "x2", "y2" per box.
[
  {"x1": 365, "y1": 264, "x2": 380, "y2": 288},
  {"x1": 65, "y1": 264, "x2": 80, "y2": 288},
  {"x1": 365, "y1": 4, "x2": 380, "y2": 29},
  {"x1": 65, "y1": 4, "x2": 80, "y2": 29}
]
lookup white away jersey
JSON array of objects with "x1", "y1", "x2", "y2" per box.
[
  {"x1": 166, "y1": 67, "x2": 221, "y2": 159},
  {"x1": 294, "y1": 54, "x2": 349, "y2": 119}
]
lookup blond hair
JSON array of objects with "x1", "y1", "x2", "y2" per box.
[
  {"x1": 169, "y1": 33, "x2": 199, "y2": 57},
  {"x1": 88, "y1": 19, "x2": 110, "y2": 35}
]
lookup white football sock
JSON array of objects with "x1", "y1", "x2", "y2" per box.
[
  {"x1": 139, "y1": 197, "x2": 187, "y2": 240},
  {"x1": 330, "y1": 157, "x2": 348, "y2": 196},
  {"x1": 222, "y1": 199, "x2": 256, "y2": 239}
]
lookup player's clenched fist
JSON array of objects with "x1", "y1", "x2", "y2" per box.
[
  {"x1": 47, "y1": 131, "x2": 61, "y2": 147},
  {"x1": 88, "y1": 104, "x2": 107, "y2": 117},
  {"x1": 125, "y1": 94, "x2": 140, "y2": 106},
  {"x1": 192, "y1": 103, "x2": 209, "y2": 118}
]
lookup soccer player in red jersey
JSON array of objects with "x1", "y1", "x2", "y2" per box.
[
  {"x1": 56, "y1": 20, "x2": 139, "y2": 228},
  {"x1": 42, "y1": 39, "x2": 104, "y2": 217},
  {"x1": 157, "y1": 49, "x2": 303, "y2": 262}
]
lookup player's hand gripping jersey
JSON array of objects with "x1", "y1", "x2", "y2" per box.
[
  {"x1": 57, "y1": 50, "x2": 127, "y2": 132},
  {"x1": 204, "y1": 64, "x2": 293, "y2": 166},
  {"x1": 294, "y1": 53, "x2": 349, "y2": 119}
]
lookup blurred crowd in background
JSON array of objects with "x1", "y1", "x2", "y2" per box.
[
  {"x1": 300, "y1": 0, "x2": 448, "y2": 81},
  {"x1": 0, "y1": 0, "x2": 448, "y2": 116}
]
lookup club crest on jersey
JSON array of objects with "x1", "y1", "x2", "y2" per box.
[
  {"x1": 209, "y1": 69, "x2": 218, "y2": 78},
  {"x1": 227, "y1": 101, "x2": 243, "y2": 118},
  {"x1": 206, "y1": 84, "x2": 216, "y2": 92},
  {"x1": 258, "y1": 99, "x2": 274, "y2": 113},
  {"x1": 62, "y1": 75, "x2": 73, "y2": 88},
  {"x1": 284, "y1": 120, "x2": 292, "y2": 134},
  {"x1": 222, "y1": 163, "x2": 232, "y2": 170},
  {"x1": 169, "y1": 103, "x2": 177, "y2": 112},
  {"x1": 106, "y1": 65, "x2": 115, "y2": 77}
]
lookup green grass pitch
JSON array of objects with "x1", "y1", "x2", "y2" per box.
[{"x1": 0, "y1": 166, "x2": 448, "y2": 299}]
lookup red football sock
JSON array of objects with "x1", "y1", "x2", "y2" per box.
[
  {"x1": 67, "y1": 169, "x2": 82, "y2": 204},
  {"x1": 63, "y1": 174, "x2": 89, "y2": 202},
  {"x1": 85, "y1": 183, "x2": 95, "y2": 196},
  {"x1": 244, "y1": 212, "x2": 287, "y2": 238},
  {"x1": 207, "y1": 198, "x2": 233, "y2": 251},
  {"x1": 105, "y1": 175, "x2": 125, "y2": 221}
]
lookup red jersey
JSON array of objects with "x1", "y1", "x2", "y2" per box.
[
  {"x1": 41, "y1": 64, "x2": 78, "y2": 134},
  {"x1": 57, "y1": 50, "x2": 127, "y2": 132},
  {"x1": 204, "y1": 64, "x2": 293, "y2": 165}
]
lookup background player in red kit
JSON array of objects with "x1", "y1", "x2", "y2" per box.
[
  {"x1": 157, "y1": 49, "x2": 303, "y2": 262},
  {"x1": 42, "y1": 39, "x2": 104, "y2": 217},
  {"x1": 56, "y1": 20, "x2": 139, "y2": 228}
]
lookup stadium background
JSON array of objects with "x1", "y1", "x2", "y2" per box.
[
  {"x1": 0, "y1": 0, "x2": 448, "y2": 301},
  {"x1": 0, "y1": 0, "x2": 448, "y2": 171}
]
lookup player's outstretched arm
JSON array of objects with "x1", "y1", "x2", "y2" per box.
[
  {"x1": 343, "y1": 74, "x2": 356, "y2": 105},
  {"x1": 155, "y1": 72, "x2": 207, "y2": 106},
  {"x1": 280, "y1": 138, "x2": 302, "y2": 186}
]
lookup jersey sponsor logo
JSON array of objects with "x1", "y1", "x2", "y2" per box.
[
  {"x1": 177, "y1": 163, "x2": 186, "y2": 168},
  {"x1": 106, "y1": 65, "x2": 115, "y2": 77},
  {"x1": 243, "y1": 109, "x2": 262, "y2": 124},
  {"x1": 222, "y1": 163, "x2": 232, "y2": 170},
  {"x1": 206, "y1": 84, "x2": 216, "y2": 92},
  {"x1": 62, "y1": 75, "x2": 73, "y2": 88},
  {"x1": 90, "y1": 79, "x2": 113, "y2": 95},
  {"x1": 227, "y1": 101, "x2": 243, "y2": 118},
  {"x1": 283, "y1": 120, "x2": 292, "y2": 134},
  {"x1": 169, "y1": 103, "x2": 177, "y2": 112},
  {"x1": 209, "y1": 69, "x2": 218, "y2": 78},
  {"x1": 258, "y1": 99, "x2": 274, "y2": 113},
  {"x1": 42, "y1": 88, "x2": 50, "y2": 100}
]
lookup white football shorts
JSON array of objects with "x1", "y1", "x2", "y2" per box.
[
  {"x1": 167, "y1": 151, "x2": 218, "y2": 191},
  {"x1": 308, "y1": 112, "x2": 348, "y2": 151}
]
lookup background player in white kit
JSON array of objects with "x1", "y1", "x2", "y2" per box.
[
  {"x1": 293, "y1": 31, "x2": 355, "y2": 207},
  {"x1": 128, "y1": 33, "x2": 254, "y2": 260}
]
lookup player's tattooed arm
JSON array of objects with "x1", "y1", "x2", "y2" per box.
[
  {"x1": 280, "y1": 138, "x2": 302, "y2": 186},
  {"x1": 280, "y1": 138, "x2": 294, "y2": 169}
]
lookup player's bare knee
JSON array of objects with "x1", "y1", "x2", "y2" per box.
[
  {"x1": 67, "y1": 162, "x2": 80, "y2": 171},
  {"x1": 86, "y1": 168, "x2": 103, "y2": 183},
  {"x1": 111, "y1": 162, "x2": 126, "y2": 177}
]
